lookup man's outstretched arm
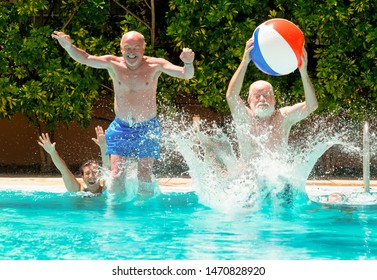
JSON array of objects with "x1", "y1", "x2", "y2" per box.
[{"x1": 52, "y1": 31, "x2": 115, "y2": 69}]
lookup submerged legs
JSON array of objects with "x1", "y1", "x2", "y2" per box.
[{"x1": 108, "y1": 154, "x2": 160, "y2": 198}]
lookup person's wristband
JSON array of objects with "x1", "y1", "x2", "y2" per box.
[{"x1": 184, "y1": 62, "x2": 193, "y2": 66}]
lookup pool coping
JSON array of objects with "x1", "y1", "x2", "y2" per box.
[
  {"x1": 0, "y1": 176, "x2": 195, "y2": 193},
  {"x1": 1, "y1": 176, "x2": 376, "y2": 194}
]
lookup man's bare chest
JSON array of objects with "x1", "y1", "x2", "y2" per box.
[
  {"x1": 112, "y1": 63, "x2": 158, "y2": 91},
  {"x1": 250, "y1": 116, "x2": 284, "y2": 137}
]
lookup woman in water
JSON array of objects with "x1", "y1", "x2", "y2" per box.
[{"x1": 38, "y1": 126, "x2": 109, "y2": 194}]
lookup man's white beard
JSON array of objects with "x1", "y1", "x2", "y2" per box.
[
  {"x1": 125, "y1": 54, "x2": 139, "y2": 67},
  {"x1": 126, "y1": 59, "x2": 138, "y2": 67},
  {"x1": 254, "y1": 103, "x2": 274, "y2": 118}
]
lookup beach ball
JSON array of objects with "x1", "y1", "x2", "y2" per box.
[{"x1": 250, "y1": 18, "x2": 305, "y2": 76}]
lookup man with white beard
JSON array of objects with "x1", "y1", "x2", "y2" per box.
[
  {"x1": 226, "y1": 37, "x2": 318, "y2": 162},
  {"x1": 216, "y1": 37, "x2": 318, "y2": 206}
]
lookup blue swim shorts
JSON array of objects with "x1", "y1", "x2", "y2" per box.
[{"x1": 105, "y1": 117, "x2": 161, "y2": 159}]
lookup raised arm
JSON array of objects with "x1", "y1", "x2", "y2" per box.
[
  {"x1": 38, "y1": 133, "x2": 81, "y2": 192},
  {"x1": 226, "y1": 38, "x2": 254, "y2": 123},
  {"x1": 51, "y1": 31, "x2": 115, "y2": 69},
  {"x1": 283, "y1": 47, "x2": 318, "y2": 124},
  {"x1": 159, "y1": 47, "x2": 195, "y2": 79},
  {"x1": 91, "y1": 125, "x2": 110, "y2": 170}
]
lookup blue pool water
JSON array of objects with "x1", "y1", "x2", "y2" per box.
[{"x1": 1, "y1": 189, "x2": 377, "y2": 260}]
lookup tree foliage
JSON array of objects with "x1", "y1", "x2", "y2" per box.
[
  {"x1": 165, "y1": 0, "x2": 271, "y2": 113},
  {"x1": 1, "y1": 0, "x2": 377, "y2": 131},
  {"x1": 291, "y1": 0, "x2": 377, "y2": 119},
  {"x1": 166, "y1": 0, "x2": 377, "y2": 118},
  {"x1": 0, "y1": 0, "x2": 175, "y2": 131},
  {"x1": 0, "y1": 0, "x2": 118, "y2": 132}
]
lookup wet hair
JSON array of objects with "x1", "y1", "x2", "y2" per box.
[{"x1": 79, "y1": 160, "x2": 99, "y2": 176}]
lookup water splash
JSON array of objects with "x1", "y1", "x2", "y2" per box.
[
  {"x1": 159, "y1": 109, "x2": 369, "y2": 213},
  {"x1": 101, "y1": 160, "x2": 140, "y2": 204},
  {"x1": 98, "y1": 103, "x2": 375, "y2": 211},
  {"x1": 301, "y1": 118, "x2": 377, "y2": 206}
]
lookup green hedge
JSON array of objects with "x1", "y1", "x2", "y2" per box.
[{"x1": 1, "y1": 0, "x2": 376, "y2": 131}]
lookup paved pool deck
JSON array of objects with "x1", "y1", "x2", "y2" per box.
[{"x1": 0, "y1": 176, "x2": 376, "y2": 195}]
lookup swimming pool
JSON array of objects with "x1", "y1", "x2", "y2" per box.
[{"x1": 1, "y1": 178, "x2": 376, "y2": 260}]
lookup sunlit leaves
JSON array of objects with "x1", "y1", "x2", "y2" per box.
[
  {"x1": 0, "y1": 1, "x2": 114, "y2": 130},
  {"x1": 165, "y1": 0, "x2": 377, "y2": 116},
  {"x1": 166, "y1": 0, "x2": 269, "y2": 113}
]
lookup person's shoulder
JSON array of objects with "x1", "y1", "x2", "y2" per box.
[
  {"x1": 278, "y1": 107, "x2": 291, "y2": 117},
  {"x1": 145, "y1": 56, "x2": 168, "y2": 65},
  {"x1": 100, "y1": 55, "x2": 122, "y2": 62},
  {"x1": 79, "y1": 182, "x2": 86, "y2": 192},
  {"x1": 99, "y1": 179, "x2": 107, "y2": 193}
]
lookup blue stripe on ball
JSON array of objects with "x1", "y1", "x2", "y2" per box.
[{"x1": 250, "y1": 28, "x2": 279, "y2": 76}]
